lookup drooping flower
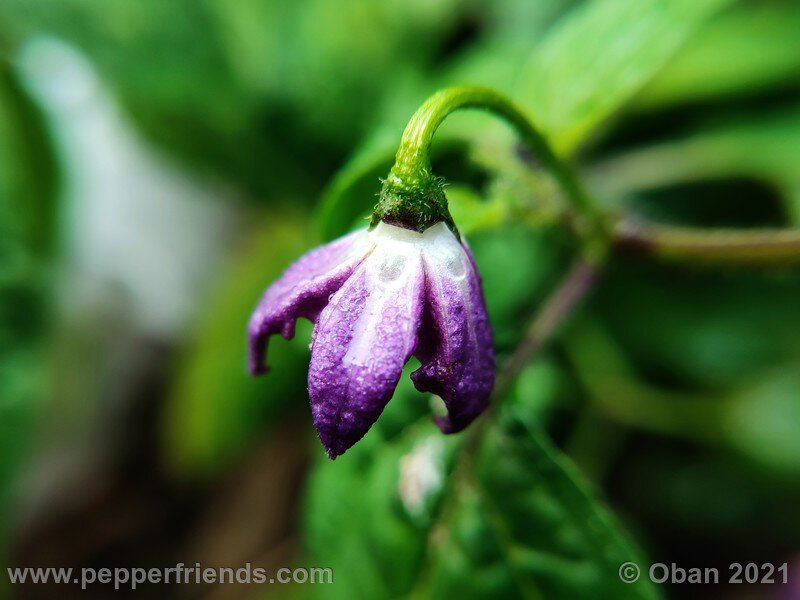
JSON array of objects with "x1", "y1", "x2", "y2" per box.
[{"x1": 248, "y1": 220, "x2": 494, "y2": 458}]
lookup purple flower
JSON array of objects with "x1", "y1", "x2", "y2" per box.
[{"x1": 248, "y1": 221, "x2": 494, "y2": 458}]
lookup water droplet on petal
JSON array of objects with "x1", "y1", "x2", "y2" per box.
[
  {"x1": 446, "y1": 252, "x2": 466, "y2": 278},
  {"x1": 378, "y1": 254, "x2": 406, "y2": 282}
]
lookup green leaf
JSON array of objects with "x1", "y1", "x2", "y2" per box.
[
  {"x1": 162, "y1": 211, "x2": 316, "y2": 476},
  {"x1": 636, "y1": 2, "x2": 800, "y2": 110},
  {"x1": 303, "y1": 373, "x2": 455, "y2": 600},
  {"x1": 314, "y1": 129, "x2": 399, "y2": 242},
  {"x1": 564, "y1": 316, "x2": 800, "y2": 478},
  {"x1": 516, "y1": 0, "x2": 734, "y2": 154},
  {"x1": 468, "y1": 225, "x2": 572, "y2": 350},
  {"x1": 0, "y1": 62, "x2": 57, "y2": 552},
  {"x1": 591, "y1": 264, "x2": 800, "y2": 390},
  {"x1": 416, "y1": 414, "x2": 658, "y2": 599},
  {"x1": 444, "y1": 185, "x2": 507, "y2": 234},
  {"x1": 0, "y1": 0, "x2": 275, "y2": 192},
  {"x1": 617, "y1": 451, "x2": 800, "y2": 549},
  {"x1": 0, "y1": 0, "x2": 476, "y2": 198},
  {"x1": 203, "y1": 0, "x2": 464, "y2": 144},
  {"x1": 722, "y1": 368, "x2": 800, "y2": 478},
  {"x1": 305, "y1": 379, "x2": 658, "y2": 599},
  {"x1": 589, "y1": 110, "x2": 800, "y2": 217}
]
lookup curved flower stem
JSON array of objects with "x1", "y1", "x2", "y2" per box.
[
  {"x1": 379, "y1": 86, "x2": 800, "y2": 266},
  {"x1": 375, "y1": 86, "x2": 609, "y2": 259},
  {"x1": 614, "y1": 217, "x2": 800, "y2": 266},
  {"x1": 395, "y1": 87, "x2": 593, "y2": 214}
]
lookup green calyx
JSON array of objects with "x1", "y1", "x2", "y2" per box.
[{"x1": 371, "y1": 167, "x2": 455, "y2": 233}]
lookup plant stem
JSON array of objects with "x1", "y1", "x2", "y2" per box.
[
  {"x1": 398, "y1": 88, "x2": 592, "y2": 212},
  {"x1": 413, "y1": 261, "x2": 601, "y2": 599},
  {"x1": 494, "y1": 259, "x2": 601, "y2": 399},
  {"x1": 375, "y1": 86, "x2": 608, "y2": 256},
  {"x1": 380, "y1": 86, "x2": 800, "y2": 266},
  {"x1": 614, "y1": 217, "x2": 800, "y2": 266}
]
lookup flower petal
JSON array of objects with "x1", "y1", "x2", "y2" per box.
[
  {"x1": 412, "y1": 223, "x2": 494, "y2": 433},
  {"x1": 248, "y1": 230, "x2": 371, "y2": 375},
  {"x1": 308, "y1": 224, "x2": 425, "y2": 458}
]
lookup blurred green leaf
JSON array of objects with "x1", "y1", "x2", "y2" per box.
[
  {"x1": 637, "y1": 2, "x2": 800, "y2": 110},
  {"x1": 417, "y1": 414, "x2": 658, "y2": 599},
  {"x1": 469, "y1": 225, "x2": 572, "y2": 350},
  {"x1": 445, "y1": 184, "x2": 507, "y2": 234},
  {"x1": 0, "y1": 0, "x2": 480, "y2": 198},
  {"x1": 303, "y1": 371, "x2": 450, "y2": 599},
  {"x1": 305, "y1": 380, "x2": 658, "y2": 599},
  {"x1": 566, "y1": 316, "x2": 800, "y2": 478},
  {"x1": 163, "y1": 211, "x2": 316, "y2": 476},
  {"x1": 590, "y1": 110, "x2": 800, "y2": 222},
  {"x1": 591, "y1": 265, "x2": 800, "y2": 390},
  {"x1": 618, "y1": 451, "x2": 800, "y2": 555},
  {"x1": 516, "y1": 0, "x2": 734, "y2": 154},
  {"x1": 0, "y1": 0, "x2": 285, "y2": 194},
  {"x1": 723, "y1": 369, "x2": 800, "y2": 477},
  {"x1": 204, "y1": 0, "x2": 463, "y2": 143},
  {"x1": 0, "y1": 63, "x2": 57, "y2": 256},
  {"x1": 0, "y1": 61, "x2": 56, "y2": 552},
  {"x1": 314, "y1": 130, "x2": 399, "y2": 242}
]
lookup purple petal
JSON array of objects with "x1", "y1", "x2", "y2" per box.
[
  {"x1": 248, "y1": 230, "x2": 371, "y2": 375},
  {"x1": 308, "y1": 225, "x2": 425, "y2": 458},
  {"x1": 412, "y1": 224, "x2": 494, "y2": 433}
]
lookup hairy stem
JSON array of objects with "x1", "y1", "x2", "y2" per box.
[
  {"x1": 396, "y1": 87, "x2": 593, "y2": 215},
  {"x1": 375, "y1": 86, "x2": 608, "y2": 257}
]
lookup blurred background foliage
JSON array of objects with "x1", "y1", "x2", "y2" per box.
[{"x1": 0, "y1": 0, "x2": 799, "y2": 598}]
